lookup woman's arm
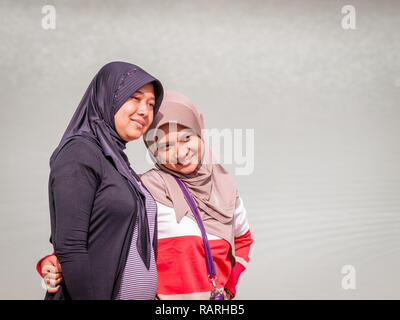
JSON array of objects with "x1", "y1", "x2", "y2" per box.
[
  {"x1": 49, "y1": 140, "x2": 100, "y2": 299},
  {"x1": 224, "y1": 197, "x2": 254, "y2": 298}
]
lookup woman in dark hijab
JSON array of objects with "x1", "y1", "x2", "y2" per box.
[{"x1": 44, "y1": 61, "x2": 163, "y2": 300}]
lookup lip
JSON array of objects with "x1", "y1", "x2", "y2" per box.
[
  {"x1": 178, "y1": 155, "x2": 194, "y2": 167},
  {"x1": 131, "y1": 118, "x2": 145, "y2": 129}
]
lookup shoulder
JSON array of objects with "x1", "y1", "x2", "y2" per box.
[
  {"x1": 55, "y1": 136, "x2": 102, "y2": 163},
  {"x1": 139, "y1": 169, "x2": 173, "y2": 207},
  {"x1": 51, "y1": 136, "x2": 103, "y2": 181},
  {"x1": 139, "y1": 169, "x2": 166, "y2": 186}
]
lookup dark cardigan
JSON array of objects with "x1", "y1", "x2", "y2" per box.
[{"x1": 45, "y1": 136, "x2": 157, "y2": 300}]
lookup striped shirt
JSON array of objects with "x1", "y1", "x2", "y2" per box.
[{"x1": 115, "y1": 179, "x2": 158, "y2": 300}]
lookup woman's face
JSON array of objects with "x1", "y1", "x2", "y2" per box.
[
  {"x1": 155, "y1": 123, "x2": 203, "y2": 175},
  {"x1": 114, "y1": 83, "x2": 155, "y2": 142}
]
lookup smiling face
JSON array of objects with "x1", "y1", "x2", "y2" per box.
[
  {"x1": 114, "y1": 83, "x2": 155, "y2": 142},
  {"x1": 155, "y1": 123, "x2": 203, "y2": 175}
]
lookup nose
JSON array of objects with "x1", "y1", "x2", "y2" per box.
[
  {"x1": 136, "y1": 99, "x2": 149, "y2": 117},
  {"x1": 177, "y1": 144, "x2": 190, "y2": 163}
]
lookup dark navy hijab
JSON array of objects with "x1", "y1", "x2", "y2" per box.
[{"x1": 50, "y1": 61, "x2": 164, "y2": 269}]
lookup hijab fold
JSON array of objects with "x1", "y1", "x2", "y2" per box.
[{"x1": 50, "y1": 61, "x2": 164, "y2": 270}]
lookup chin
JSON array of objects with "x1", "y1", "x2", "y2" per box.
[
  {"x1": 176, "y1": 164, "x2": 198, "y2": 175},
  {"x1": 126, "y1": 129, "x2": 143, "y2": 141}
]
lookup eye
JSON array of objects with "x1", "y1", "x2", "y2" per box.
[
  {"x1": 149, "y1": 103, "x2": 155, "y2": 108},
  {"x1": 158, "y1": 144, "x2": 169, "y2": 151},
  {"x1": 181, "y1": 134, "x2": 191, "y2": 142}
]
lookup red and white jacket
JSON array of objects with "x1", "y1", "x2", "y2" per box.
[{"x1": 155, "y1": 196, "x2": 253, "y2": 299}]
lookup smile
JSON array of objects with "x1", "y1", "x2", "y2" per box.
[
  {"x1": 130, "y1": 119, "x2": 144, "y2": 129},
  {"x1": 179, "y1": 155, "x2": 194, "y2": 167}
]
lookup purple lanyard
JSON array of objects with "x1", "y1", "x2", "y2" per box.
[{"x1": 173, "y1": 176, "x2": 217, "y2": 279}]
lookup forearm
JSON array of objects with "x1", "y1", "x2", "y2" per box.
[
  {"x1": 224, "y1": 262, "x2": 246, "y2": 298},
  {"x1": 225, "y1": 230, "x2": 254, "y2": 297},
  {"x1": 55, "y1": 251, "x2": 94, "y2": 299}
]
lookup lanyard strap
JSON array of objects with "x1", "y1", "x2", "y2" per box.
[{"x1": 173, "y1": 176, "x2": 217, "y2": 278}]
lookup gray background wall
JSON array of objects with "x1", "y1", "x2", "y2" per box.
[{"x1": 0, "y1": 0, "x2": 399, "y2": 299}]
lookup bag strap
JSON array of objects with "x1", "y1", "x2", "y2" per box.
[{"x1": 173, "y1": 176, "x2": 217, "y2": 279}]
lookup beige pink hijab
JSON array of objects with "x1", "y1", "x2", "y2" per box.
[{"x1": 141, "y1": 91, "x2": 240, "y2": 257}]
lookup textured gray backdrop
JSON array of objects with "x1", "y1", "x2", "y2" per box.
[{"x1": 0, "y1": 0, "x2": 399, "y2": 299}]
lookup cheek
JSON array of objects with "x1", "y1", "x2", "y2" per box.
[
  {"x1": 166, "y1": 150, "x2": 176, "y2": 162},
  {"x1": 142, "y1": 109, "x2": 154, "y2": 132},
  {"x1": 148, "y1": 109, "x2": 154, "y2": 123},
  {"x1": 159, "y1": 152, "x2": 167, "y2": 163},
  {"x1": 189, "y1": 138, "x2": 201, "y2": 155},
  {"x1": 192, "y1": 139, "x2": 203, "y2": 162},
  {"x1": 114, "y1": 113, "x2": 125, "y2": 133},
  {"x1": 115, "y1": 105, "x2": 132, "y2": 127},
  {"x1": 156, "y1": 150, "x2": 169, "y2": 165}
]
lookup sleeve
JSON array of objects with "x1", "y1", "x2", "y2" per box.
[
  {"x1": 36, "y1": 253, "x2": 55, "y2": 277},
  {"x1": 224, "y1": 196, "x2": 254, "y2": 298},
  {"x1": 49, "y1": 140, "x2": 101, "y2": 299}
]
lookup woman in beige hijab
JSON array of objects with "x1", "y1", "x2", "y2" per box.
[
  {"x1": 38, "y1": 91, "x2": 253, "y2": 300},
  {"x1": 140, "y1": 91, "x2": 253, "y2": 299}
]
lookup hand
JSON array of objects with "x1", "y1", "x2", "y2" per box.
[
  {"x1": 41, "y1": 255, "x2": 62, "y2": 293},
  {"x1": 223, "y1": 289, "x2": 234, "y2": 300}
]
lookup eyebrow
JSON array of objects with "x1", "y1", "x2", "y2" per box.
[{"x1": 132, "y1": 90, "x2": 155, "y2": 100}]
